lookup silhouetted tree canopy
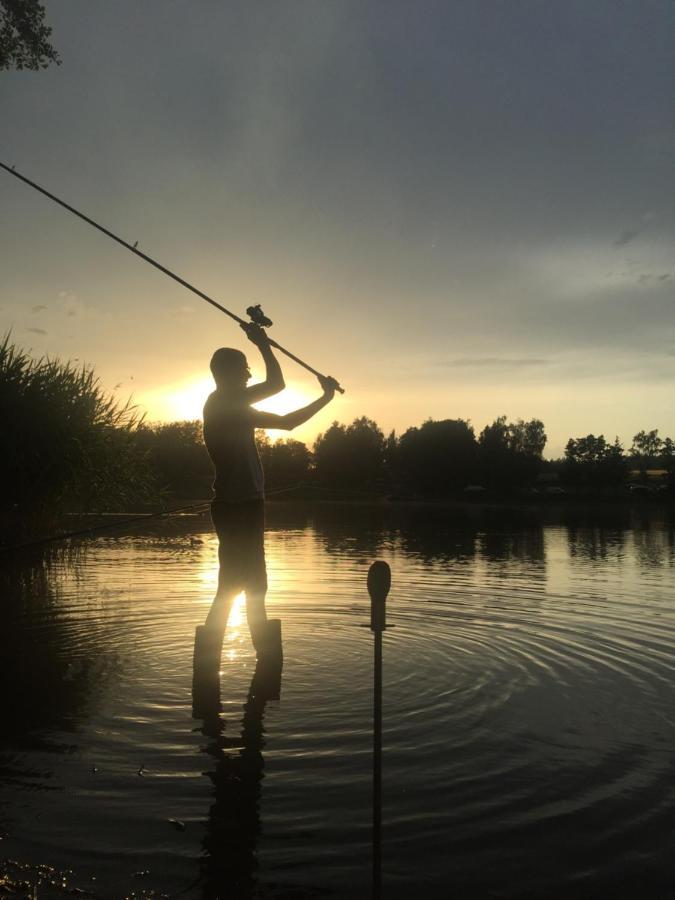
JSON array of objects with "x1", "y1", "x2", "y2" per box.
[
  {"x1": 135, "y1": 421, "x2": 212, "y2": 499},
  {"x1": 398, "y1": 418, "x2": 477, "y2": 495},
  {"x1": 478, "y1": 416, "x2": 546, "y2": 489},
  {"x1": 631, "y1": 429, "x2": 663, "y2": 480},
  {"x1": 0, "y1": 0, "x2": 59, "y2": 70},
  {"x1": 314, "y1": 417, "x2": 385, "y2": 488},
  {"x1": 563, "y1": 434, "x2": 626, "y2": 488},
  {"x1": 660, "y1": 437, "x2": 675, "y2": 474},
  {"x1": 257, "y1": 435, "x2": 311, "y2": 490}
]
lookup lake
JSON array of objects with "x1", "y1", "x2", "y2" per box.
[{"x1": 2, "y1": 502, "x2": 675, "y2": 899}]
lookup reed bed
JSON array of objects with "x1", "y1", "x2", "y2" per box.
[{"x1": 1, "y1": 335, "x2": 154, "y2": 545}]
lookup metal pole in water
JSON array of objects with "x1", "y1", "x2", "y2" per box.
[{"x1": 367, "y1": 560, "x2": 391, "y2": 900}]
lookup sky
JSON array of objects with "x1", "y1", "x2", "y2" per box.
[{"x1": 2, "y1": 0, "x2": 675, "y2": 456}]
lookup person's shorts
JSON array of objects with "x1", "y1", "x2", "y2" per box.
[{"x1": 210, "y1": 499, "x2": 267, "y2": 593}]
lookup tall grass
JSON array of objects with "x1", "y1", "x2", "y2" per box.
[{"x1": 1, "y1": 335, "x2": 154, "y2": 543}]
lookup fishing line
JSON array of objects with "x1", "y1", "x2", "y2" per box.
[
  {"x1": 0, "y1": 483, "x2": 313, "y2": 553},
  {"x1": 0, "y1": 501, "x2": 211, "y2": 553}
]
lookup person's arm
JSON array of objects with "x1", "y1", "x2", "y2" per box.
[
  {"x1": 242, "y1": 323, "x2": 285, "y2": 403},
  {"x1": 251, "y1": 375, "x2": 338, "y2": 431}
]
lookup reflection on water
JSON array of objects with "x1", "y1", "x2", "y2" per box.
[
  {"x1": 1, "y1": 503, "x2": 675, "y2": 898},
  {"x1": 194, "y1": 646, "x2": 282, "y2": 899}
]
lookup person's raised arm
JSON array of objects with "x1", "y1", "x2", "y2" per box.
[
  {"x1": 250, "y1": 375, "x2": 338, "y2": 431},
  {"x1": 242, "y1": 323, "x2": 285, "y2": 403}
]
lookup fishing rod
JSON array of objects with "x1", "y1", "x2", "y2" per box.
[{"x1": 0, "y1": 161, "x2": 344, "y2": 393}]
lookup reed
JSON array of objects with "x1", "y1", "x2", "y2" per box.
[{"x1": 1, "y1": 335, "x2": 154, "y2": 543}]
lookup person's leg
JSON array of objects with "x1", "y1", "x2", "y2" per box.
[
  {"x1": 205, "y1": 501, "x2": 242, "y2": 630},
  {"x1": 246, "y1": 587, "x2": 268, "y2": 651},
  {"x1": 204, "y1": 564, "x2": 239, "y2": 629},
  {"x1": 242, "y1": 500, "x2": 270, "y2": 653}
]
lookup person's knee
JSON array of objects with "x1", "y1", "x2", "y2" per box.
[{"x1": 247, "y1": 577, "x2": 267, "y2": 596}]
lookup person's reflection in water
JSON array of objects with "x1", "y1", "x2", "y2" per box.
[{"x1": 193, "y1": 634, "x2": 282, "y2": 900}]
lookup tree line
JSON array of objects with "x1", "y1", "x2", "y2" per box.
[
  {"x1": 2, "y1": 338, "x2": 673, "y2": 544},
  {"x1": 135, "y1": 416, "x2": 674, "y2": 499}
]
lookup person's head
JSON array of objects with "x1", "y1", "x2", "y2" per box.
[{"x1": 210, "y1": 348, "x2": 251, "y2": 389}]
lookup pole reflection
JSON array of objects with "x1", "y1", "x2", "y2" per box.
[{"x1": 192, "y1": 629, "x2": 283, "y2": 900}]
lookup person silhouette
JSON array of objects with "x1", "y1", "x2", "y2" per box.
[{"x1": 194, "y1": 323, "x2": 337, "y2": 665}]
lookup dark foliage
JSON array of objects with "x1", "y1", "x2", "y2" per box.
[
  {"x1": 256, "y1": 434, "x2": 311, "y2": 491},
  {"x1": 134, "y1": 420, "x2": 213, "y2": 499},
  {"x1": 0, "y1": 0, "x2": 60, "y2": 70},
  {"x1": 313, "y1": 417, "x2": 385, "y2": 488},
  {"x1": 6, "y1": 337, "x2": 671, "y2": 532},
  {"x1": 478, "y1": 416, "x2": 547, "y2": 490},
  {"x1": 563, "y1": 434, "x2": 626, "y2": 488},
  {"x1": 397, "y1": 419, "x2": 478, "y2": 495},
  {"x1": 0, "y1": 337, "x2": 153, "y2": 542}
]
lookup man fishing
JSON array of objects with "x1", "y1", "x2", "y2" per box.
[
  {"x1": 0, "y1": 164, "x2": 343, "y2": 664},
  {"x1": 196, "y1": 322, "x2": 338, "y2": 663}
]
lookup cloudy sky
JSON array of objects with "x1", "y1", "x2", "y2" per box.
[{"x1": 2, "y1": 1, "x2": 674, "y2": 454}]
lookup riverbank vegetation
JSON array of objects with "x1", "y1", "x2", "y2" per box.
[
  {"x1": 2, "y1": 340, "x2": 673, "y2": 544},
  {"x1": 0, "y1": 337, "x2": 153, "y2": 543}
]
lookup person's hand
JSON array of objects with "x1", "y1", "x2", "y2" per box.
[
  {"x1": 240, "y1": 322, "x2": 269, "y2": 347},
  {"x1": 318, "y1": 374, "x2": 339, "y2": 397}
]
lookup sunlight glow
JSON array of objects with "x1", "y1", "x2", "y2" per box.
[
  {"x1": 253, "y1": 384, "x2": 313, "y2": 427},
  {"x1": 163, "y1": 376, "x2": 213, "y2": 421},
  {"x1": 138, "y1": 373, "x2": 313, "y2": 433},
  {"x1": 228, "y1": 591, "x2": 246, "y2": 629}
]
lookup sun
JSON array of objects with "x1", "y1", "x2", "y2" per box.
[
  {"x1": 162, "y1": 376, "x2": 213, "y2": 421},
  {"x1": 141, "y1": 374, "x2": 313, "y2": 431}
]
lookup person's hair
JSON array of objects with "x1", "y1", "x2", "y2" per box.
[{"x1": 210, "y1": 348, "x2": 247, "y2": 383}]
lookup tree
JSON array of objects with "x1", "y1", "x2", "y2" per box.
[
  {"x1": 478, "y1": 416, "x2": 546, "y2": 489},
  {"x1": 658, "y1": 437, "x2": 675, "y2": 492},
  {"x1": 1, "y1": 1, "x2": 60, "y2": 70},
  {"x1": 134, "y1": 420, "x2": 213, "y2": 499},
  {"x1": 383, "y1": 429, "x2": 398, "y2": 483},
  {"x1": 509, "y1": 419, "x2": 547, "y2": 458},
  {"x1": 659, "y1": 437, "x2": 675, "y2": 475},
  {"x1": 397, "y1": 419, "x2": 477, "y2": 495},
  {"x1": 563, "y1": 434, "x2": 626, "y2": 488},
  {"x1": 314, "y1": 417, "x2": 386, "y2": 489},
  {"x1": 263, "y1": 438, "x2": 311, "y2": 490},
  {"x1": 631, "y1": 429, "x2": 663, "y2": 480}
]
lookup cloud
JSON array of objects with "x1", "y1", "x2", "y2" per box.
[
  {"x1": 444, "y1": 358, "x2": 549, "y2": 368},
  {"x1": 638, "y1": 273, "x2": 672, "y2": 286},
  {"x1": 31, "y1": 304, "x2": 47, "y2": 313},
  {"x1": 614, "y1": 229, "x2": 639, "y2": 247},
  {"x1": 59, "y1": 293, "x2": 88, "y2": 318},
  {"x1": 26, "y1": 327, "x2": 47, "y2": 335}
]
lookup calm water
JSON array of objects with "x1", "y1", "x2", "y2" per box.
[{"x1": 2, "y1": 503, "x2": 675, "y2": 899}]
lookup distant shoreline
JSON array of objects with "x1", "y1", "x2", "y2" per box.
[{"x1": 65, "y1": 492, "x2": 675, "y2": 516}]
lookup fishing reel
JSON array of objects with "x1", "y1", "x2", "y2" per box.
[{"x1": 246, "y1": 304, "x2": 273, "y2": 328}]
